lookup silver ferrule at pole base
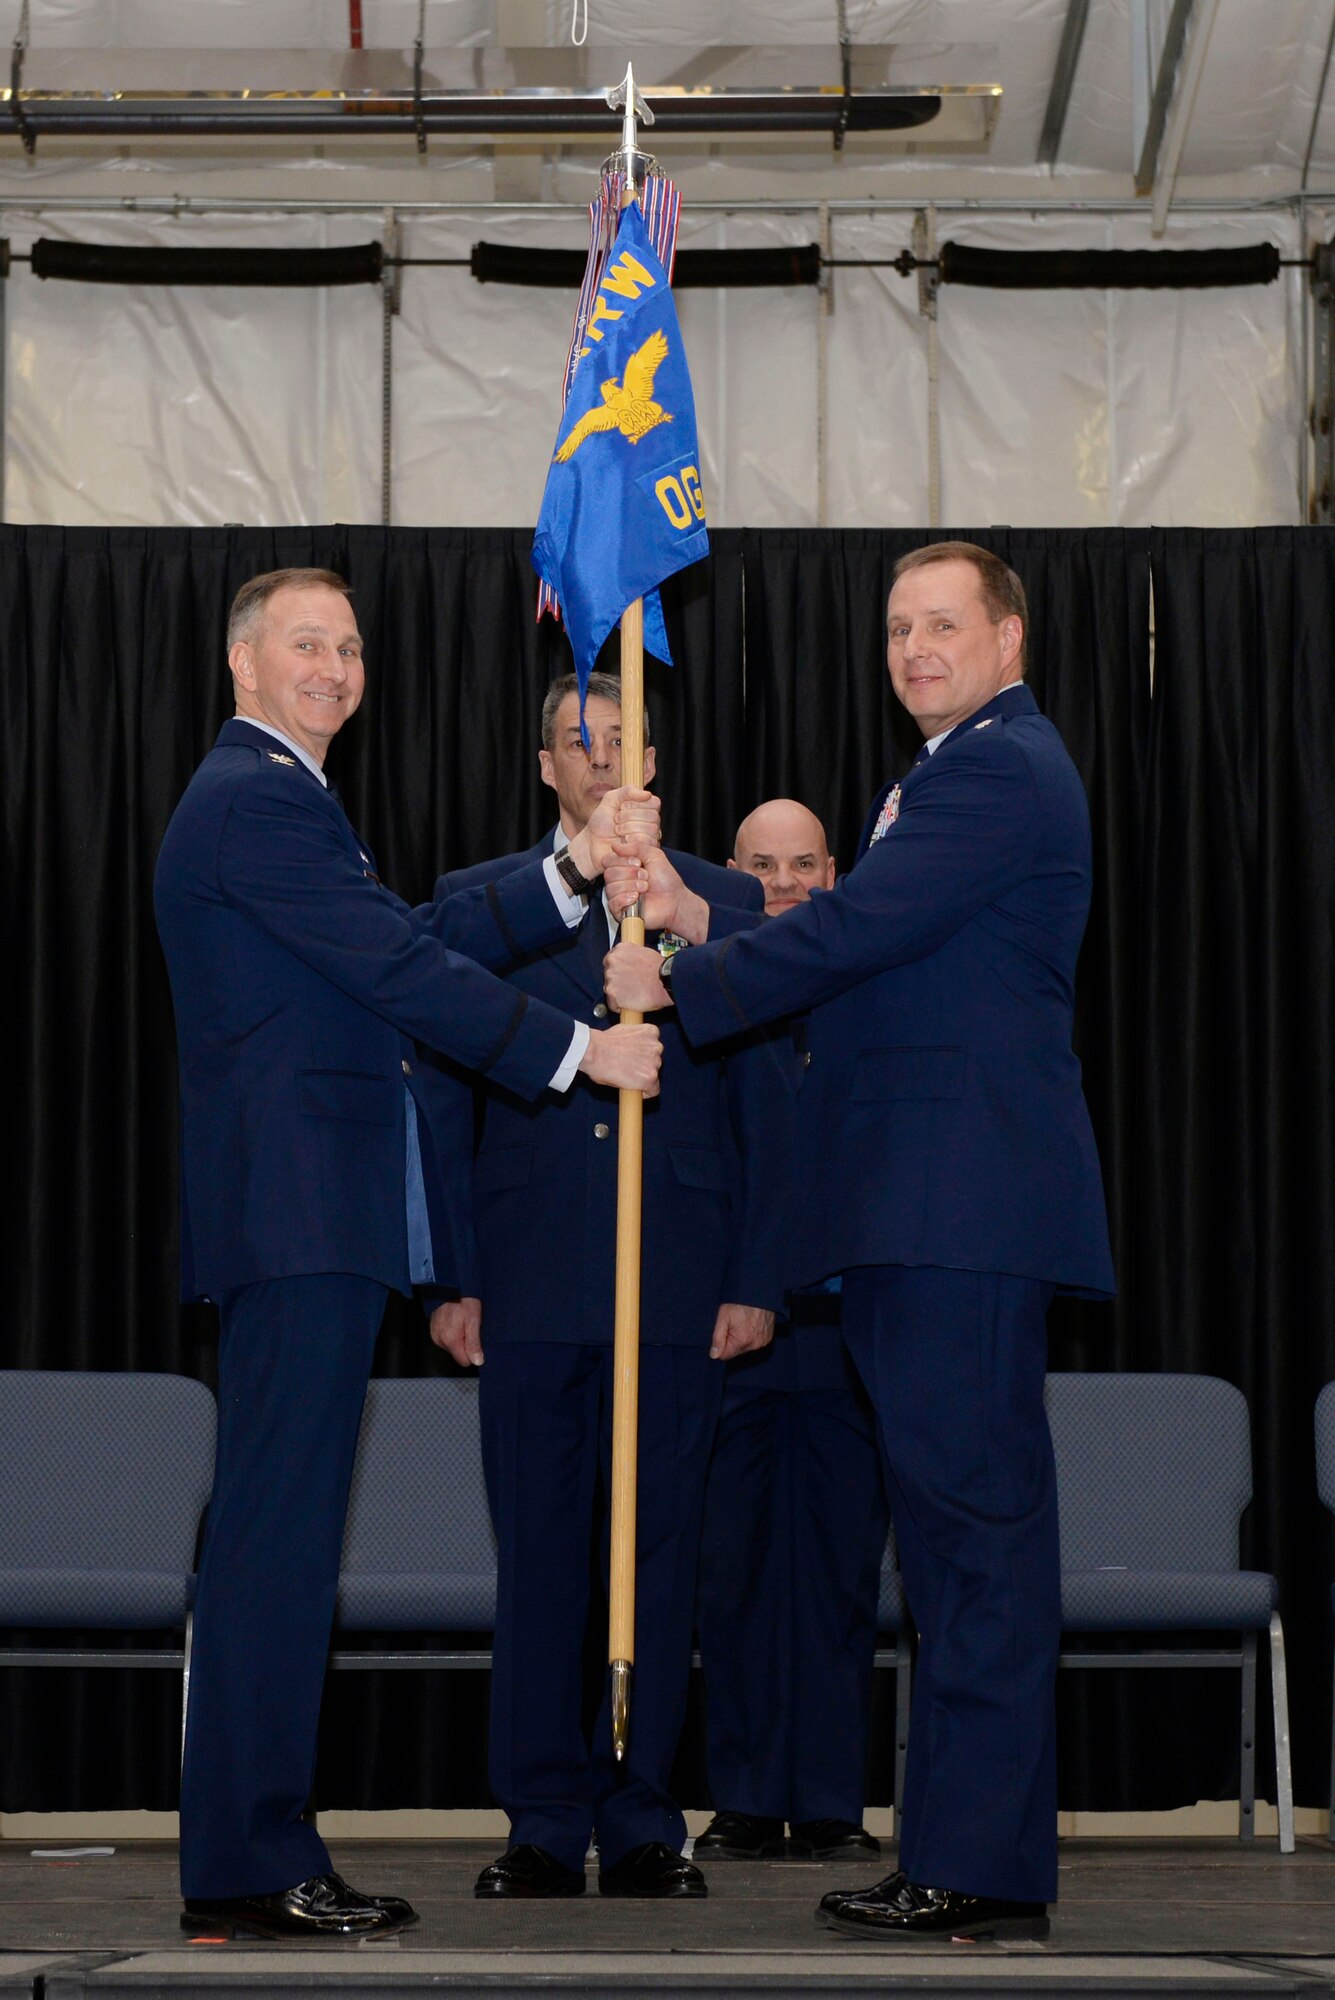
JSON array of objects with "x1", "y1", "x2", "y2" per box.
[{"x1": 611, "y1": 1658, "x2": 633, "y2": 1762}]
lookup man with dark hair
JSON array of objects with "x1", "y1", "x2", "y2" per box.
[
  {"x1": 606, "y1": 542, "x2": 1114, "y2": 1942},
  {"x1": 695, "y1": 798, "x2": 889, "y2": 1867},
  {"x1": 425, "y1": 670, "x2": 789, "y2": 1903},
  {"x1": 155, "y1": 573, "x2": 661, "y2": 1938}
]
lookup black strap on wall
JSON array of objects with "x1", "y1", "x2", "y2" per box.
[
  {"x1": 469, "y1": 241, "x2": 823, "y2": 289},
  {"x1": 28, "y1": 240, "x2": 385, "y2": 287},
  {"x1": 13, "y1": 236, "x2": 1281, "y2": 296},
  {"x1": 937, "y1": 241, "x2": 1282, "y2": 290}
]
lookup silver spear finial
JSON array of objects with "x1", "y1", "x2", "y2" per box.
[{"x1": 604, "y1": 60, "x2": 658, "y2": 192}]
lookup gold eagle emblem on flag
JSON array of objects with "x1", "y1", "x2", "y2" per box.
[{"x1": 554, "y1": 331, "x2": 674, "y2": 463}]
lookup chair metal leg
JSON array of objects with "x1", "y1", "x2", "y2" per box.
[
  {"x1": 1268, "y1": 1614, "x2": 1294, "y2": 1854},
  {"x1": 180, "y1": 1608, "x2": 194, "y2": 1776},
  {"x1": 893, "y1": 1631, "x2": 912, "y2": 1832},
  {"x1": 1330, "y1": 1642, "x2": 1335, "y2": 1846},
  {"x1": 1239, "y1": 1629, "x2": 1257, "y2": 1840}
]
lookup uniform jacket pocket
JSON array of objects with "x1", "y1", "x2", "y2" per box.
[{"x1": 474, "y1": 1146, "x2": 535, "y2": 1193}]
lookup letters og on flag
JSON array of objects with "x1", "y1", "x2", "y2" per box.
[{"x1": 532, "y1": 193, "x2": 708, "y2": 709}]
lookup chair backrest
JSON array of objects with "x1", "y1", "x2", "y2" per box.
[
  {"x1": 1315, "y1": 1383, "x2": 1335, "y2": 1513},
  {"x1": 0, "y1": 1369, "x2": 217, "y2": 1625},
  {"x1": 1044, "y1": 1372, "x2": 1251, "y2": 1572},
  {"x1": 876, "y1": 1524, "x2": 903, "y2": 1629},
  {"x1": 338, "y1": 1378, "x2": 497, "y2": 1630}
]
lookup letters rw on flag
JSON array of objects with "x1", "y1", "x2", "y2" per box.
[{"x1": 532, "y1": 199, "x2": 708, "y2": 703}]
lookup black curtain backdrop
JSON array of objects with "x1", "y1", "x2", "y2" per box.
[{"x1": 1, "y1": 522, "x2": 1331, "y2": 1819}]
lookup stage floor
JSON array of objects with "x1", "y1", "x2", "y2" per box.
[{"x1": 3, "y1": 1838, "x2": 1335, "y2": 1998}]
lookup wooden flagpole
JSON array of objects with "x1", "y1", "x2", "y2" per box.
[
  {"x1": 609, "y1": 590, "x2": 645, "y2": 1761},
  {"x1": 607, "y1": 67, "x2": 654, "y2": 1763}
]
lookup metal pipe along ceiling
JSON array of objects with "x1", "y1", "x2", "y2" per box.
[
  {"x1": 2, "y1": 91, "x2": 942, "y2": 140},
  {"x1": 0, "y1": 44, "x2": 968, "y2": 143}
]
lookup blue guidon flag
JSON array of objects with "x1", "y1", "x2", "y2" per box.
[{"x1": 533, "y1": 196, "x2": 708, "y2": 720}]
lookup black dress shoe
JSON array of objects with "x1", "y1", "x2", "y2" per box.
[
  {"x1": 598, "y1": 1840, "x2": 707, "y2": 1898},
  {"x1": 788, "y1": 1818, "x2": 881, "y2": 1861},
  {"x1": 693, "y1": 1811, "x2": 786, "y2": 1860},
  {"x1": 182, "y1": 1870, "x2": 417, "y2": 1939},
  {"x1": 474, "y1": 1844, "x2": 585, "y2": 1898},
  {"x1": 818, "y1": 1871, "x2": 1048, "y2": 1941}
]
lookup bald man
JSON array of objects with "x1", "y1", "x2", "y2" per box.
[{"x1": 694, "y1": 801, "x2": 891, "y2": 1866}]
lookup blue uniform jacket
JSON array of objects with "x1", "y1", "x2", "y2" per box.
[
  {"x1": 154, "y1": 720, "x2": 579, "y2": 1302},
  {"x1": 430, "y1": 839, "x2": 791, "y2": 1345},
  {"x1": 668, "y1": 685, "x2": 1116, "y2": 1299},
  {"x1": 723, "y1": 1017, "x2": 856, "y2": 1394}
]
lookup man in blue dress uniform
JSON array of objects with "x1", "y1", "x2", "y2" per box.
[
  {"x1": 425, "y1": 671, "x2": 789, "y2": 1902},
  {"x1": 605, "y1": 543, "x2": 1115, "y2": 1942},
  {"x1": 154, "y1": 574, "x2": 661, "y2": 1939},
  {"x1": 694, "y1": 799, "x2": 889, "y2": 1865}
]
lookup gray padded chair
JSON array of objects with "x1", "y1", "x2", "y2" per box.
[
  {"x1": 1046, "y1": 1371, "x2": 1292, "y2": 1851},
  {"x1": 1313, "y1": 1381, "x2": 1335, "y2": 1841},
  {"x1": 0, "y1": 1369, "x2": 217, "y2": 1745},
  {"x1": 333, "y1": 1379, "x2": 914, "y2": 1822},
  {"x1": 331, "y1": 1377, "x2": 498, "y2": 1671}
]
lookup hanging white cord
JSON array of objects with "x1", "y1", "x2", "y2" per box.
[{"x1": 570, "y1": 0, "x2": 588, "y2": 47}]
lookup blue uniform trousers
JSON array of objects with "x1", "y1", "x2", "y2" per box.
[
  {"x1": 697, "y1": 1322, "x2": 888, "y2": 1825},
  {"x1": 179, "y1": 1274, "x2": 386, "y2": 1899},
  {"x1": 841, "y1": 1264, "x2": 1059, "y2": 1905},
  {"x1": 480, "y1": 1341, "x2": 722, "y2": 1875}
]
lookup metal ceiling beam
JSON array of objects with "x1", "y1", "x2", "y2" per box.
[
  {"x1": 1301, "y1": 0, "x2": 1335, "y2": 193},
  {"x1": 1147, "y1": 0, "x2": 1221, "y2": 234},
  {"x1": 1037, "y1": 0, "x2": 1090, "y2": 168},
  {"x1": 1133, "y1": 0, "x2": 1221, "y2": 232},
  {"x1": 1134, "y1": 0, "x2": 1194, "y2": 195}
]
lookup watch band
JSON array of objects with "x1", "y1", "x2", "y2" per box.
[{"x1": 555, "y1": 846, "x2": 600, "y2": 897}]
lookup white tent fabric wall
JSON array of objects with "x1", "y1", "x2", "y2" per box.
[
  {"x1": 4, "y1": 211, "x2": 385, "y2": 526},
  {"x1": 1, "y1": 204, "x2": 1304, "y2": 529},
  {"x1": 919, "y1": 209, "x2": 1303, "y2": 530}
]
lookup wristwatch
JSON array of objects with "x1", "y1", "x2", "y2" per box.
[
  {"x1": 555, "y1": 846, "x2": 600, "y2": 897},
  {"x1": 658, "y1": 948, "x2": 683, "y2": 997}
]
